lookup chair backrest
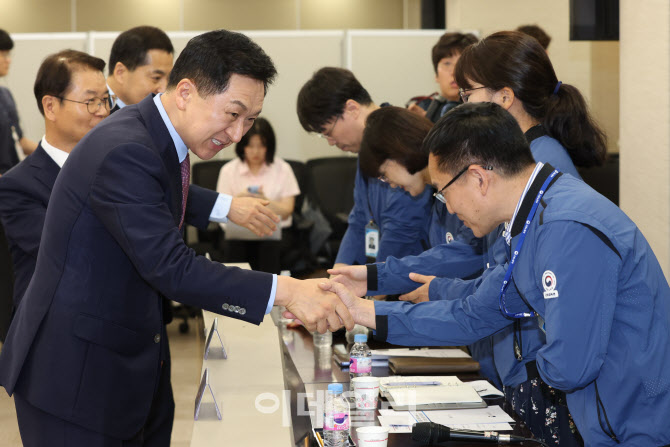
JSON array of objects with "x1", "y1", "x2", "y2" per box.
[
  {"x1": 0, "y1": 221, "x2": 15, "y2": 342},
  {"x1": 191, "y1": 160, "x2": 229, "y2": 190},
  {"x1": 305, "y1": 157, "x2": 358, "y2": 222},
  {"x1": 284, "y1": 159, "x2": 308, "y2": 213},
  {"x1": 577, "y1": 153, "x2": 620, "y2": 205}
]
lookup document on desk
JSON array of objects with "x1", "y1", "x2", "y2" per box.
[
  {"x1": 386, "y1": 384, "x2": 484, "y2": 409},
  {"x1": 377, "y1": 406, "x2": 514, "y2": 433}
]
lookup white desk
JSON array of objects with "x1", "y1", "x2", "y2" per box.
[{"x1": 190, "y1": 263, "x2": 292, "y2": 446}]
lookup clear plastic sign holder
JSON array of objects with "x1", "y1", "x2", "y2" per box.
[
  {"x1": 204, "y1": 317, "x2": 227, "y2": 360},
  {"x1": 194, "y1": 368, "x2": 222, "y2": 420}
]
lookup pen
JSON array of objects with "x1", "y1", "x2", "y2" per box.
[
  {"x1": 385, "y1": 381, "x2": 441, "y2": 387},
  {"x1": 315, "y1": 431, "x2": 324, "y2": 447}
]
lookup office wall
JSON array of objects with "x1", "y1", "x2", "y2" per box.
[
  {"x1": 619, "y1": 0, "x2": 670, "y2": 277},
  {"x1": 1, "y1": 30, "x2": 447, "y2": 164},
  {"x1": 445, "y1": 0, "x2": 620, "y2": 153},
  {"x1": 0, "y1": 0, "x2": 417, "y2": 32}
]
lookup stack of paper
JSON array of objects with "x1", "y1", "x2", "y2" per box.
[{"x1": 377, "y1": 406, "x2": 515, "y2": 433}]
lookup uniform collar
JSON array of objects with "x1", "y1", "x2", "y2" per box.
[
  {"x1": 40, "y1": 136, "x2": 69, "y2": 168},
  {"x1": 504, "y1": 162, "x2": 544, "y2": 245},
  {"x1": 153, "y1": 93, "x2": 188, "y2": 163}
]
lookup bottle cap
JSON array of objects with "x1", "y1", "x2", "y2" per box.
[
  {"x1": 328, "y1": 383, "x2": 344, "y2": 394},
  {"x1": 354, "y1": 334, "x2": 367, "y2": 343}
]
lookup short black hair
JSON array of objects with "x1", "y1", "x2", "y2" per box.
[
  {"x1": 516, "y1": 25, "x2": 551, "y2": 50},
  {"x1": 431, "y1": 32, "x2": 478, "y2": 73},
  {"x1": 359, "y1": 106, "x2": 433, "y2": 178},
  {"x1": 34, "y1": 49, "x2": 106, "y2": 116},
  {"x1": 423, "y1": 102, "x2": 535, "y2": 177},
  {"x1": 296, "y1": 67, "x2": 373, "y2": 134},
  {"x1": 0, "y1": 29, "x2": 13, "y2": 51},
  {"x1": 235, "y1": 117, "x2": 276, "y2": 164},
  {"x1": 108, "y1": 26, "x2": 174, "y2": 75},
  {"x1": 167, "y1": 29, "x2": 276, "y2": 98}
]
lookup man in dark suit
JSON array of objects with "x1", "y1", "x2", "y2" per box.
[
  {"x1": 0, "y1": 49, "x2": 109, "y2": 309},
  {"x1": 107, "y1": 25, "x2": 277, "y2": 238},
  {"x1": 0, "y1": 30, "x2": 352, "y2": 447}
]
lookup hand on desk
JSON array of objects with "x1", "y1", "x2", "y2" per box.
[
  {"x1": 276, "y1": 277, "x2": 355, "y2": 333},
  {"x1": 327, "y1": 265, "x2": 368, "y2": 297},
  {"x1": 228, "y1": 196, "x2": 279, "y2": 236},
  {"x1": 398, "y1": 273, "x2": 435, "y2": 303}
]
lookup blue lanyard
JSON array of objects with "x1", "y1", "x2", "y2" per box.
[{"x1": 499, "y1": 169, "x2": 560, "y2": 319}]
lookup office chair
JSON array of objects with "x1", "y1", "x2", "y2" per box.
[
  {"x1": 305, "y1": 157, "x2": 358, "y2": 265},
  {"x1": 280, "y1": 160, "x2": 316, "y2": 274},
  {"x1": 577, "y1": 153, "x2": 619, "y2": 206},
  {"x1": 188, "y1": 159, "x2": 229, "y2": 260}
]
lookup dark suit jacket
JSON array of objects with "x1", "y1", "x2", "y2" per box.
[
  {"x1": 0, "y1": 96, "x2": 274, "y2": 439},
  {"x1": 0, "y1": 143, "x2": 59, "y2": 308}
]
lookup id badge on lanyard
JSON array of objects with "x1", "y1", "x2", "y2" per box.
[{"x1": 365, "y1": 220, "x2": 379, "y2": 258}]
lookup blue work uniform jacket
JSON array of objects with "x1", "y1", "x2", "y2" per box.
[
  {"x1": 335, "y1": 161, "x2": 432, "y2": 265},
  {"x1": 372, "y1": 166, "x2": 670, "y2": 446}
]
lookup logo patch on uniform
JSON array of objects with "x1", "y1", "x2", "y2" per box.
[
  {"x1": 542, "y1": 270, "x2": 559, "y2": 299},
  {"x1": 445, "y1": 232, "x2": 454, "y2": 243}
]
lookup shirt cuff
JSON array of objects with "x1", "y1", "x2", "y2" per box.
[
  {"x1": 265, "y1": 274, "x2": 277, "y2": 314},
  {"x1": 366, "y1": 263, "x2": 379, "y2": 293},
  {"x1": 208, "y1": 193, "x2": 232, "y2": 223},
  {"x1": 372, "y1": 302, "x2": 389, "y2": 342}
]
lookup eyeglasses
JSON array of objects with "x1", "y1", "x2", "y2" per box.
[
  {"x1": 458, "y1": 86, "x2": 487, "y2": 103},
  {"x1": 58, "y1": 96, "x2": 111, "y2": 114},
  {"x1": 433, "y1": 164, "x2": 493, "y2": 204},
  {"x1": 317, "y1": 115, "x2": 341, "y2": 139}
]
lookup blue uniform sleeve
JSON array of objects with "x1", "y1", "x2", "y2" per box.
[
  {"x1": 335, "y1": 165, "x2": 368, "y2": 265},
  {"x1": 375, "y1": 186, "x2": 431, "y2": 262},
  {"x1": 373, "y1": 264, "x2": 516, "y2": 346},
  {"x1": 369, "y1": 242, "x2": 483, "y2": 295},
  {"x1": 533, "y1": 221, "x2": 620, "y2": 391}
]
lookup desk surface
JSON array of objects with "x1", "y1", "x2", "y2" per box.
[
  {"x1": 190, "y1": 269, "x2": 292, "y2": 446},
  {"x1": 279, "y1": 324, "x2": 534, "y2": 447}
]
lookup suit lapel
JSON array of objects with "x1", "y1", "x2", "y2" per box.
[
  {"x1": 137, "y1": 96, "x2": 182, "y2": 228},
  {"x1": 29, "y1": 144, "x2": 60, "y2": 192}
]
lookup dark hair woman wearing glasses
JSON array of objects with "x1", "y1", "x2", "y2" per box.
[{"x1": 455, "y1": 30, "x2": 606, "y2": 174}]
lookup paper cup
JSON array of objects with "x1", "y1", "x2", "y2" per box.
[
  {"x1": 352, "y1": 376, "x2": 380, "y2": 409},
  {"x1": 356, "y1": 426, "x2": 389, "y2": 447}
]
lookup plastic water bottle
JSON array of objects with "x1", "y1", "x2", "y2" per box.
[
  {"x1": 324, "y1": 383, "x2": 349, "y2": 447},
  {"x1": 313, "y1": 330, "x2": 333, "y2": 347},
  {"x1": 349, "y1": 333, "x2": 372, "y2": 380}
]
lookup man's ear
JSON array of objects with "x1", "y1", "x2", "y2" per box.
[
  {"x1": 174, "y1": 79, "x2": 196, "y2": 111},
  {"x1": 112, "y1": 62, "x2": 128, "y2": 83},
  {"x1": 42, "y1": 95, "x2": 58, "y2": 121},
  {"x1": 343, "y1": 99, "x2": 361, "y2": 119},
  {"x1": 470, "y1": 165, "x2": 494, "y2": 197}
]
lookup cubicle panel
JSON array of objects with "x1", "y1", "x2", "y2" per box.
[
  {"x1": 3, "y1": 34, "x2": 88, "y2": 144},
  {"x1": 346, "y1": 30, "x2": 448, "y2": 110},
  {"x1": 224, "y1": 31, "x2": 345, "y2": 164}
]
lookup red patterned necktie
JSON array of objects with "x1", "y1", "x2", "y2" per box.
[{"x1": 178, "y1": 153, "x2": 190, "y2": 230}]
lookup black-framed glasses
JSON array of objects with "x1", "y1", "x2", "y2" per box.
[
  {"x1": 58, "y1": 96, "x2": 111, "y2": 114},
  {"x1": 433, "y1": 164, "x2": 493, "y2": 204},
  {"x1": 317, "y1": 115, "x2": 341, "y2": 139},
  {"x1": 458, "y1": 86, "x2": 487, "y2": 103}
]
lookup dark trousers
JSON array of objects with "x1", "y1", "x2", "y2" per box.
[{"x1": 14, "y1": 357, "x2": 174, "y2": 447}]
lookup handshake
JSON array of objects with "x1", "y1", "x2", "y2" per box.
[{"x1": 275, "y1": 266, "x2": 377, "y2": 333}]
